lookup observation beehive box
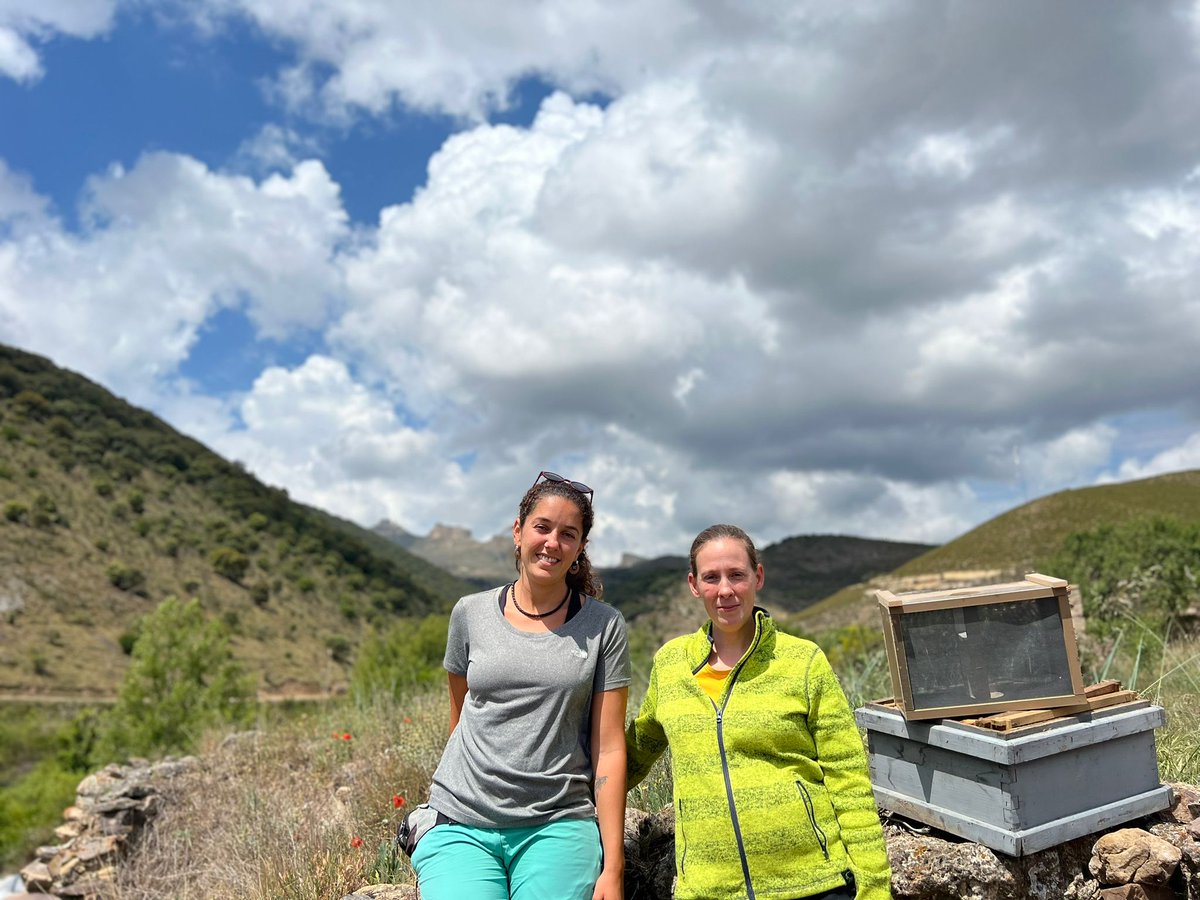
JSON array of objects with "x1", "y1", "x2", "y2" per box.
[
  {"x1": 855, "y1": 700, "x2": 1172, "y2": 856},
  {"x1": 876, "y1": 573, "x2": 1087, "y2": 721}
]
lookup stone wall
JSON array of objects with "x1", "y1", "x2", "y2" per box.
[{"x1": 14, "y1": 753, "x2": 1200, "y2": 900}]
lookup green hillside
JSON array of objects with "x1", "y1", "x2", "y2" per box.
[
  {"x1": 0, "y1": 344, "x2": 473, "y2": 699},
  {"x1": 894, "y1": 470, "x2": 1200, "y2": 577}
]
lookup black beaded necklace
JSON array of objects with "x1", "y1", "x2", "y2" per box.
[{"x1": 510, "y1": 582, "x2": 571, "y2": 619}]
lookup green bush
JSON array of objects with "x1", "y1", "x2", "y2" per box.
[
  {"x1": 94, "y1": 478, "x2": 113, "y2": 497},
  {"x1": 100, "y1": 597, "x2": 254, "y2": 759},
  {"x1": 118, "y1": 628, "x2": 139, "y2": 655},
  {"x1": 3, "y1": 501, "x2": 27, "y2": 523},
  {"x1": 0, "y1": 759, "x2": 80, "y2": 869},
  {"x1": 249, "y1": 582, "x2": 270, "y2": 607},
  {"x1": 128, "y1": 490, "x2": 145, "y2": 514},
  {"x1": 325, "y1": 635, "x2": 353, "y2": 665},
  {"x1": 12, "y1": 389, "x2": 50, "y2": 420},
  {"x1": 106, "y1": 562, "x2": 146, "y2": 593},
  {"x1": 246, "y1": 512, "x2": 269, "y2": 531},
  {"x1": 1042, "y1": 516, "x2": 1200, "y2": 629},
  {"x1": 47, "y1": 416, "x2": 73, "y2": 439},
  {"x1": 210, "y1": 547, "x2": 250, "y2": 583},
  {"x1": 351, "y1": 615, "x2": 450, "y2": 701}
]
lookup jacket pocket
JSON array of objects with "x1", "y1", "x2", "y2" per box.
[
  {"x1": 677, "y1": 798, "x2": 688, "y2": 877},
  {"x1": 796, "y1": 781, "x2": 829, "y2": 859}
]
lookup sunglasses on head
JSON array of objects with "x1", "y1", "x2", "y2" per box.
[{"x1": 532, "y1": 470, "x2": 594, "y2": 502}]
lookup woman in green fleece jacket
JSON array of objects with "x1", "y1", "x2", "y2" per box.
[{"x1": 626, "y1": 524, "x2": 891, "y2": 900}]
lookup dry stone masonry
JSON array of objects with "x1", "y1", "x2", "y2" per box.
[
  {"x1": 13, "y1": 755, "x2": 1200, "y2": 899},
  {"x1": 17, "y1": 757, "x2": 198, "y2": 899}
]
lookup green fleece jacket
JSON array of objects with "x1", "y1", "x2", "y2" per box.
[{"x1": 626, "y1": 611, "x2": 891, "y2": 900}]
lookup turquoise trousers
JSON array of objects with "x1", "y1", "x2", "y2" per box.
[{"x1": 412, "y1": 817, "x2": 602, "y2": 900}]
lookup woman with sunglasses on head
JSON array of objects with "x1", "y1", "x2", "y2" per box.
[
  {"x1": 626, "y1": 524, "x2": 891, "y2": 900},
  {"x1": 411, "y1": 472, "x2": 631, "y2": 900}
]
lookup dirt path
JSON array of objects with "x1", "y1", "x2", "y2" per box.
[{"x1": 0, "y1": 689, "x2": 345, "y2": 705}]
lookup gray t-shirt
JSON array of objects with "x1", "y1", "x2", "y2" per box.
[{"x1": 427, "y1": 586, "x2": 631, "y2": 827}]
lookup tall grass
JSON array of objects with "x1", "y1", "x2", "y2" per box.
[
  {"x1": 1082, "y1": 616, "x2": 1200, "y2": 784},
  {"x1": 112, "y1": 689, "x2": 448, "y2": 900}
]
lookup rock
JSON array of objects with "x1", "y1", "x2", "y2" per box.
[
  {"x1": 18, "y1": 862, "x2": 52, "y2": 892},
  {"x1": 340, "y1": 886, "x2": 418, "y2": 899},
  {"x1": 1158, "y1": 785, "x2": 1200, "y2": 826},
  {"x1": 1090, "y1": 829, "x2": 1182, "y2": 886},
  {"x1": 884, "y1": 823, "x2": 1099, "y2": 899},
  {"x1": 1098, "y1": 885, "x2": 1177, "y2": 899},
  {"x1": 622, "y1": 804, "x2": 675, "y2": 900}
]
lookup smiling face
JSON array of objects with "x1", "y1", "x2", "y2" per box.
[
  {"x1": 688, "y1": 536, "x2": 764, "y2": 642},
  {"x1": 513, "y1": 495, "x2": 586, "y2": 588}
]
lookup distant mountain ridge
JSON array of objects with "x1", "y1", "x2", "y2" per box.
[
  {"x1": 373, "y1": 520, "x2": 514, "y2": 586},
  {"x1": 0, "y1": 344, "x2": 474, "y2": 699}
]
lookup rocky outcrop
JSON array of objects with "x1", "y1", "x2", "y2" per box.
[{"x1": 18, "y1": 757, "x2": 198, "y2": 900}]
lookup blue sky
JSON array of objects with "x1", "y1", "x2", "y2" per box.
[{"x1": 2, "y1": 2, "x2": 1200, "y2": 563}]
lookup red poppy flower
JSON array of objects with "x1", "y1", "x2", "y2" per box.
[
  {"x1": 342, "y1": 732, "x2": 352, "y2": 741},
  {"x1": 392, "y1": 794, "x2": 406, "y2": 809},
  {"x1": 350, "y1": 836, "x2": 364, "y2": 848}
]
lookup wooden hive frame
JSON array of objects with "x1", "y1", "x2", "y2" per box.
[{"x1": 877, "y1": 573, "x2": 1087, "y2": 721}]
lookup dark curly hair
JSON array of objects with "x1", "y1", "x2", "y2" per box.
[{"x1": 514, "y1": 480, "x2": 603, "y2": 599}]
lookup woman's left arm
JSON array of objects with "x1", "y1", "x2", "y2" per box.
[
  {"x1": 808, "y1": 649, "x2": 892, "y2": 900},
  {"x1": 590, "y1": 686, "x2": 629, "y2": 900}
]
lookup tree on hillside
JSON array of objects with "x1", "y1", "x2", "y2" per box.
[
  {"x1": 350, "y1": 614, "x2": 450, "y2": 702},
  {"x1": 1044, "y1": 516, "x2": 1200, "y2": 629},
  {"x1": 102, "y1": 596, "x2": 254, "y2": 759}
]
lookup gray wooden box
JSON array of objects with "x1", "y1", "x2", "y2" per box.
[{"x1": 855, "y1": 701, "x2": 1173, "y2": 856}]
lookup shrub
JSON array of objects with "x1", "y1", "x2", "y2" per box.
[
  {"x1": 3, "y1": 501, "x2": 27, "y2": 523},
  {"x1": 325, "y1": 635, "x2": 353, "y2": 665},
  {"x1": 210, "y1": 547, "x2": 250, "y2": 584},
  {"x1": 1042, "y1": 516, "x2": 1200, "y2": 629},
  {"x1": 0, "y1": 760, "x2": 80, "y2": 870},
  {"x1": 351, "y1": 615, "x2": 450, "y2": 701},
  {"x1": 47, "y1": 416, "x2": 73, "y2": 439},
  {"x1": 296, "y1": 575, "x2": 317, "y2": 593},
  {"x1": 1, "y1": 425, "x2": 18, "y2": 442},
  {"x1": 127, "y1": 491, "x2": 145, "y2": 515},
  {"x1": 100, "y1": 596, "x2": 254, "y2": 759},
  {"x1": 246, "y1": 512, "x2": 269, "y2": 531},
  {"x1": 93, "y1": 479, "x2": 113, "y2": 498},
  {"x1": 106, "y1": 562, "x2": 146, "y2": 593},
  {"x1": 12, "y1": 390, "x2": 50, "y2": 420},
  {"x1": 118, "y1": 628, "x2": 139, "y2": 655},
  {"x1": 249, "y1": 582, "x2": 270, "y2": 607},
  {"x1": 29, "y1": 492, "x2": 66, "y2": 527}
]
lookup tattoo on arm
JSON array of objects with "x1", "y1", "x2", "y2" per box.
[{"x1": 595, "y1": 775, "x2": 608, "y2": 793}]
